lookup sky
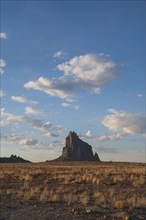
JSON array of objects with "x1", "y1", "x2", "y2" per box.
[{"x1": 0, "y1": 0, "x2": 145, "y2": 162}]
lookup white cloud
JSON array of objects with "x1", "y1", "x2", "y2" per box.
[
  {"x1": 0, "y1": 59, "x2": 6, "y2": 74},
  {"x1": 0, "y1": 109, "x2": 52, "y2": 132},
  {"x1": 24, "y1": 53, "x2": 118, "y2": 100},
  {"x1": 19, "y1": 138, "x2": 39, "y2": 146},
  {"x1": 58, "y1": 53, "x2": 117, "y2": 94},
  {"x1": 97, "y1": 133, "x2": 127, "y2": 142},
  {"x1": 45, "y1": 131, "x2": 59, "y2": 137},
  {"x1": 53, "y1": 50, "x2": 66, "y2": 58},
  {"x1": 11, "y1": 96, "x2": 38, "y2": 104},
  {"x1": 0, "y1": 109, "x2": 61, "y2": 139},
  {"x1": 102, "y1": 109, "x2": 145, "y2": 134},
  {"x1": 24, "y1": 76, "x2": 73, "y2": 99},
  {"x1": 61, "y1": 102, "x2": 80, "y2": 110},
  {"x1": 22, "y1": 117, "x2": 52, "y2": 133},
  {"x1": 0, "y1": 120, "x2": 11, "y2": 126},
  {"x1": 0, "y1": 108, "x2": 5, "y2": 115},
  {"x1": 2, "y1": 133, "x2": 23, "y2": 142},
  {"x1": 25, "y1": 107, "x2": 42, "y2": 115},
  {"x1": 80, "y1": 130, "x2": 94, "y2": 139},
  {"x1": 0, "y1": 90, "x2": 5, "y2": 97},
  {"x1": 0, "y1": 32, "x2": 7, "y2": 39},
  {"x1": 85, "y1": 130, "x2": 93, "y2": 139},
  {"x1": 1, "y1": 133, "x2": 47, "y2": 148},
  {"x1": 54, "y1": 124, "x2": 64, "y2": 133}
]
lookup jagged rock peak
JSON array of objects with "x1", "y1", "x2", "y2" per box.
[
  {"x1": 66, "y1": 131, "x2": 79, "y2": 146},
  {"x1": 54, "y1": 131, "x2": 100, "y2": 162}
]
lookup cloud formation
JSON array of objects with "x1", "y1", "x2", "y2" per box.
[
  {"x1": 0, "y1": 90, "x2": 5, "y2": 98},
  {"x1": 24, "y1": 53, "x2": 118, "y2": 100},
  {"x1": 0, "y1": 32, "x2": 7, "y2": 39},
  {"x1": 58, "y1": 54, "x2": 117, "y2": 94},
  {"x1": 19, "y1": 138, "x2": 39, "y2": 146},
  {"x1": 97, "y1": 133, "x2": 127, "y2": 142},
  {"x1": 61, "y1": 102, "x2": 80, "y2": 110},
  {"x1": 85, "y1": 130, "x2": 94, "y2": 139},
  {"x1": 102, "y1": 109, "x2": 145, "y2": 134},
  {"x1": 11, "y1": 96, "x2": 38, "y2": 104},
  {"x1": 1, "y1": 133, "x2": 47, "y2": 148},
  {"x1": 24, "y1": 77, "x2": 73, "y2": 99},
  {"x1": 0, "y1": 59, "x2": 6, "y2": 74},
  {"x1": 79, "y1": 130, "x2": 94, "y2": 139},
  {"x1": 53, "y1": 50, "x2": 66, "y2": 58},
  {"x1": 25, "y1": 107, "x2": 42, "y2": 115},
  {"x1": 0, "y1": 109, "x2": 60, "y2": 138}
]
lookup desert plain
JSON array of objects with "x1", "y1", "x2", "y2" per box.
[{"x1": 0, "y1": 162, "x2": 146, "y2": 220}]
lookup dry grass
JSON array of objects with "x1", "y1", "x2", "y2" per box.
[{"x1": 0, "y1": 162, "x2": 146, "y2": 219}]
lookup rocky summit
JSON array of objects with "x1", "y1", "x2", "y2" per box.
[{"x1": 54, "y1": 131, "x2": 100, "y2": 161}]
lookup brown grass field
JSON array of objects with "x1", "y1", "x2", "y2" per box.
[{"x1": 0, "y1": 162, "x2": 146, "y2": 220}]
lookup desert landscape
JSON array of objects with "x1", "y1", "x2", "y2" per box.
[{"x1": 0, "y1": 161, "x2": 146, "y2": 220}]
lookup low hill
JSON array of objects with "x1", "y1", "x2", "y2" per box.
[{"x1": 0, "y1": 154, "x2": 31, "y2": 163}]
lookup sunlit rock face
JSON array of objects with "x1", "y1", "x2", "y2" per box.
[{"x1": 55, "y1": 131, "x2": 100, "y2": 162}]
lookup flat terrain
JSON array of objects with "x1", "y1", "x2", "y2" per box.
[{"x1": 0, "y1": 162, "x2": 146, "y2": 220}]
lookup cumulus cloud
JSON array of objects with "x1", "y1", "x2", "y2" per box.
[
  {"x1": 53, "y1": 50, "x2": 66, "y2": 58},
  {"x1": 24, "y1": 53, "x2": 118, "y2": 100},
  {"x1": 97, "y1": 133, "x2": 127, "y2": 142},
  {"x1": 0, "y1": 90, "x2": 5, "y2": 97},
  {"x1": 0, "y1": 59, "x2": 6, "y2": 74},
  {"x1": 102, "y1": 109, "x2": 145, "y2": 135},
  {"x1": 11, "y1": 96, "x2": 38, "y2": 104},
  {"x1": 0, "y1": 32, "x2": 7, "y2": 39},
  {"x1": 25, "y1": 107, "x2": 42, "y2": 115},
  {"x1": 24, "y1": 76, "x2": 74, "y2": 99},
  {"x1": 58, "y1": 53, "x2": 117, "y2": 94}
]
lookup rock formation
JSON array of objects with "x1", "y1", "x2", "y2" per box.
[
  {"x1": 0, "y1": 154, "x2": 31, "y2": 163},
  {"x1": 54, "y1": 131, "x2": 100, "y2": 161}
]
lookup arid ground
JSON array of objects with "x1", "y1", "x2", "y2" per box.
[{"x1": 0, "y1": 162, "x2": 146, "y2": 220}]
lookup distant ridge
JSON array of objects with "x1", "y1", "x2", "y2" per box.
[
  {"x1": 0, "y1": 154, "x2": 31, "y2": 163},
  {"x1": 53, "y1": 131, "x2": 100, "y2": 162}
]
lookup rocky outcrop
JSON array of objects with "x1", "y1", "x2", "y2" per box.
[
  {"x1": 54, "y1": 131, "x2": 100, "y2": 161},
  {"x1": 0, "y1": 154, "x2": 31, "y2": 163}
]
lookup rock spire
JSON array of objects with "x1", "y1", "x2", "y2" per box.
[{"x1": 54, "y1": 131, "x2": 100, "y2": 161}]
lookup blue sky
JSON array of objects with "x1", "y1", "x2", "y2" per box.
[{"x1": 0, "y1": 0, "x2": 145, "y2": 162}]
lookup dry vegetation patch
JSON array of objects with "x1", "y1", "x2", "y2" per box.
[{"x1": 0, "y1": 162, "x2": 146, "y2": 219}]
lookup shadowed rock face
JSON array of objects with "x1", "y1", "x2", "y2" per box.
[{"x1": 55, "y1": 131, "x2": 100, "y2": 161}]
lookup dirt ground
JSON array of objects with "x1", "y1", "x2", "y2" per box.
[{"x1": 0, "y1": 162, "x2": 146, "y2": 220}]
